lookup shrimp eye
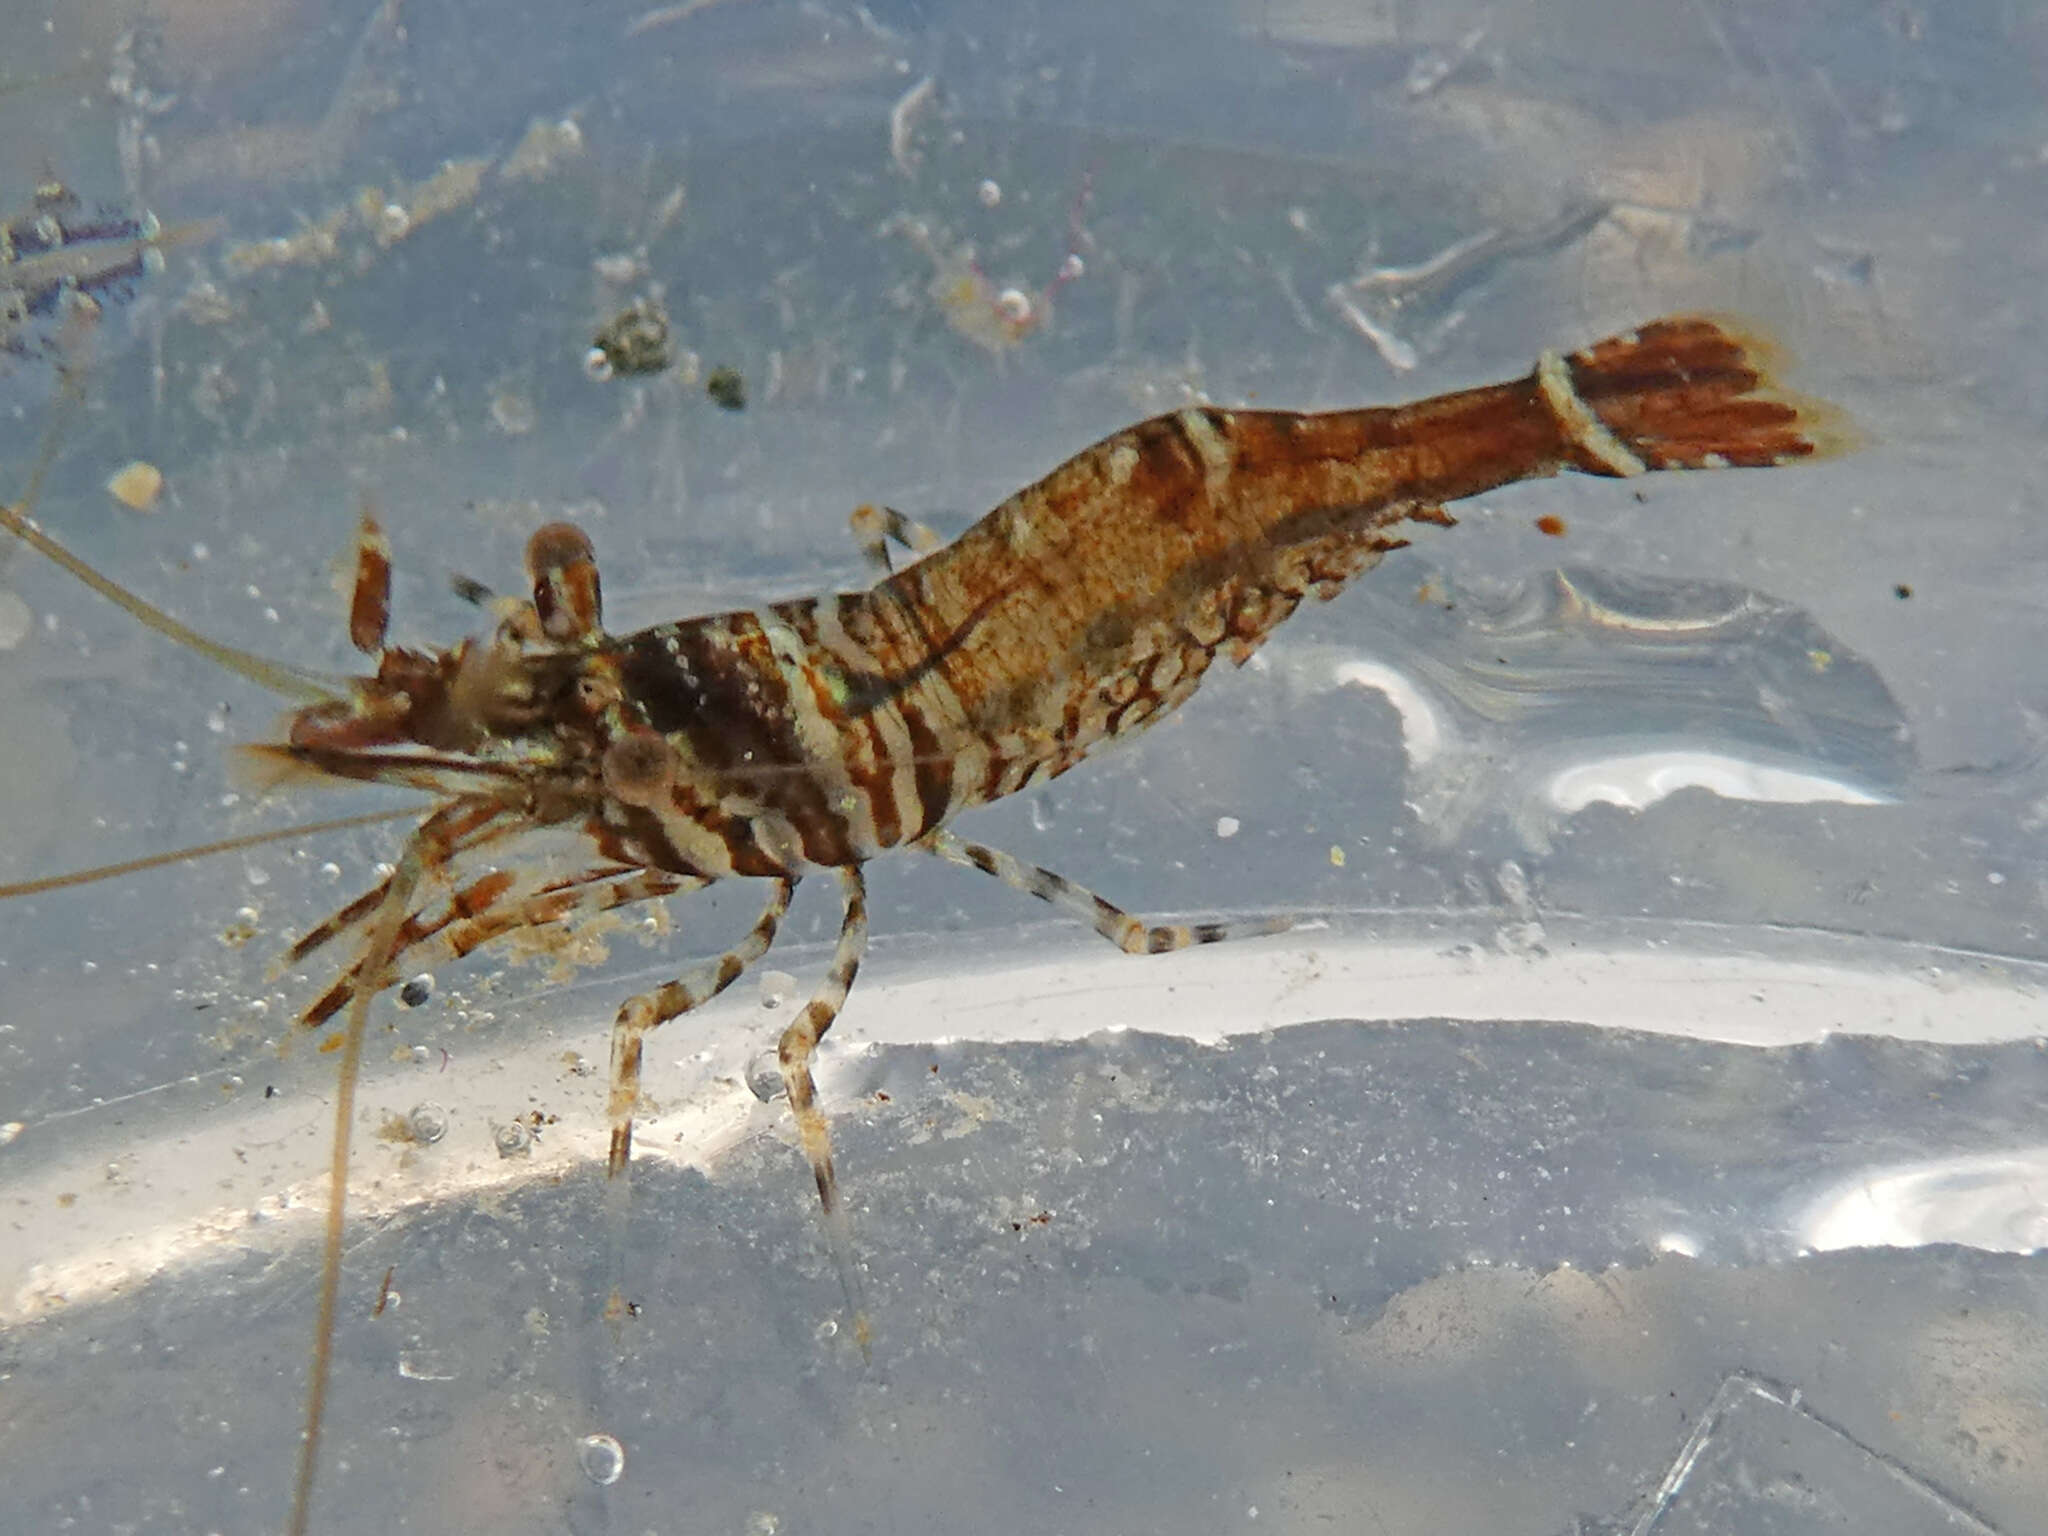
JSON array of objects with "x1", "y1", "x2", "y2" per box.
[
  {"x1": 575, "y1": 674, "x2": 619, "y2": 711},
  {"x1": 601, "y1": 731, "x2": 674, "y2": 807}
]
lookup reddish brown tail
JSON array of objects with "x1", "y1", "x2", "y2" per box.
[{"x1": 1550, "y1": 315, "x2": 1850, "y2": 475}]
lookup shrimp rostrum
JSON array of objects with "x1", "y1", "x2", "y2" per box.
[{"x1": 0, "y1": 313, "x2": 1843, "y2": 1534}]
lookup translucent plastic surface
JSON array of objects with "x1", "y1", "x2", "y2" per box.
[{"x1": 2, "y1": 2, "x2": 2044, "y2": 1533}]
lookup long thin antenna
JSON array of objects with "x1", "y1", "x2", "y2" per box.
[
  {"x1": 0, "y1": 320, "x2": 93, "y2": 585},
  {"x1": 1, "y1": 342, "x2": 340, "y2": 704},
  {"x1": 0, "y1": 499, "x2": 341, "y2": 703},
  {"x1": 0, "y1": 806, "x2": 420, "y2": 899},
  {"x1": 288, "y1": 829, "x2": 427, "y2": 1536}
]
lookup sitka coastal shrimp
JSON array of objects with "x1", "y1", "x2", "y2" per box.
[{"x1": 0, "y1": 313, "x2": 1844, "y2": 1533}]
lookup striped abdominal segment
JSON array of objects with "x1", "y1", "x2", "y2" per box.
[{"x1": 599, "y1": 600, "x2": 964, "y2": 872}]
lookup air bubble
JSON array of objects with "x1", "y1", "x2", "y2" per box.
[
  {"x1": 407, "y1": 1103, "x2": 449, "y2": 1144},
  {"x1": 977, "y1": 177, "x2": 1001, "y2": 207},
  {"x1": 994, "y1": 288, "x2": 1033, "y2": 326},
  {"x1": 746, "y1": 1050, "x2": 785, "y2": 1103},
  {"x1": 576, "y1": 1433, "x2": 625, "y2": 1486},
  {"x1": 757, "y1": 970, "x2": 797, "y2": 1010},
  {"x1": 494, "y1": 1120, "x2": 533, "y2": 1158}
]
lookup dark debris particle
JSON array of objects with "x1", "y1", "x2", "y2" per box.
[
  {"x1": 400, "y1": 975, "x2": 434, "y2": 1008},
  {"x1": 1894, "y1": 583, "x2": 1913, "y2": 600},
  {"x1": 705, "y1": 365, "x2": 746, "y2": 411}
]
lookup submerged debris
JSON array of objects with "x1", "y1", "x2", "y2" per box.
[
  {"x1": 589, "y1": 295, "x2": 672, "y2": 378},
  {"x1": 705, "y1": 364, "x2": 746, "y2": 410},
  {"x1": 105, "y1": 460, "x2": 164, "y2": 512},
  {"x1": 1, "y1": 180, "x2": 213, "y2": 362}
]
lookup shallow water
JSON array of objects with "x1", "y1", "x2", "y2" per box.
[{"x1": 3, "y1": 1, "x2": 2046, "y2": 1531}]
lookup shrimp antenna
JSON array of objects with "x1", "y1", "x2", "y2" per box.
[
  {"x1": 0, "y1": 365, "x2": 342, "y2": 705},
  {"x1": 287, "y1": 826, "x2": 429, "y2": 1536},
  {"x1": 0, "y1": 500, "x2": 342, "y2": 703},
  {"x1": 0, "y1": 806, "x2": 421, "y2": 899}
]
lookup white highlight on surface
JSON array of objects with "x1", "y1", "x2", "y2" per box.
[
  {"x1": 1326, "y1": 285, "x2": 1418, "y2": 372},
  {"x1": 5, "y1": 929, "x2": 2040, "y2": 1326},
  {"x1": 1795, "y1": 1148, "x2": 2048, "y2": 1255},
  {"x1": 1547, "y1": 751, "x2": 1890, "y2": 813},
  {"x1": 1331, "y1": 659, "x2": 1444, "y2": 763}
]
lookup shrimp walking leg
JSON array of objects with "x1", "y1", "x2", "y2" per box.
[
  {"x1": 606, "y1": 876, "x2": 798, "y2": 1176},
  {"x1": 920, "y1": 828, "x2": 1296, "y2": 954},
  {"x1": 777, "y1": 865, "x2": 872, "y2": 1348}
]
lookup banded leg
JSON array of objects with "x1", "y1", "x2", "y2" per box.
[
  {"x1": 606, "y1": 875, "x2": 797, "y2": 1176},
  {"x1": 920, "y1": 828, "x2": 1295, "y2": 954},
  {"x1": 286, "y1": 798, "x2": 520, "y2": 967},
  {"x1": 298, "y1": 866, "x2": 703, "y2": 1029},
  {"x1": 601, "y1": 875, "x2": 796, "y2": 1333},
  {"x1": 850, "y1": 502, "x2": 943, "y2": 575},
  {"x1": 421, "y1": 868, "x2": 696, "y2": 967},
  {"x1": 777, "y1": 864, "x2": 871, "y2": 1350}
]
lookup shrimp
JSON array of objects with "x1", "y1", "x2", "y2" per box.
[{"x1": 0, "y1": 312, "x2": 1844, "y2": 1533}]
